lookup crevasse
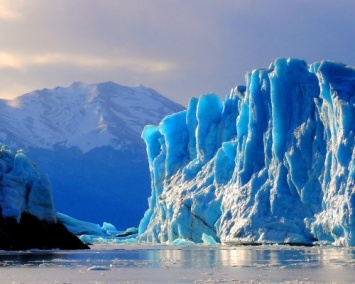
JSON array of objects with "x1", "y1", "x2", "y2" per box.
[{"x1": 137, "y1": 58, "x2": 355, "y2": 246}]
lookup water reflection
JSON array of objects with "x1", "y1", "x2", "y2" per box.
[
  {"x1": 0, "y1": 251, "x2": 59, "y2": 267},
  {"x1": 0, "y1": 245, "x2": 354, "y2": 269},
  {"x1": 219, "y1": 246, "x2": 355, "y2": 268}
]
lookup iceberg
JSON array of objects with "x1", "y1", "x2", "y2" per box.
[
  {"x1": 0, "y1": 146, "x2": 56, "y2": 223},
  {"x1": 138, "y1": 58, "x2": 355, "y2": 246},
  {"x1": 0, "y1": 146, "x2": 88, "y2": 250},
  {"x1": 58, "y1": 212, "x2": 138, "y2": 245}
]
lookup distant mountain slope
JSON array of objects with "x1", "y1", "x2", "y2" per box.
[{"x1": 0, "y1": 82, "x2": 184, "y2": 228}]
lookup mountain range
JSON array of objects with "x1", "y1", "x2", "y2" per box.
[{"x1": 0, "y1": 81, "x2": 184, "y2": 228}]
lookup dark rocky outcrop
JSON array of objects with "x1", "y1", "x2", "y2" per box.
[
  {"x1": 0, "y1": 146, "x2": 89, "y2": 250},
  {"x1": 0, "y1": 212, "x2": 89, "y2": 250}
]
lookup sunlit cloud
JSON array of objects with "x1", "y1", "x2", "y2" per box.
[
  {"x1": 0, "y1": 85, "x2": 30, "y2": 101},
  {"x1": 32, "y1": 53, "x2": 109, "y2": 66},
  {"x1": 0, "y1": 51, "x2": 176, "y2": 73},
  {"x1": 0, "y1": 0, "x2": 352, "y2": 106},
  {"x1": 0, "y1": 52, "x2": 23, "y2": 68},
  {"x1": 0, "y1": 0, "x2": 23, "y2": 21},
  {"x1": 32, "y1": 53, "x2": 176, "y2": 72}
]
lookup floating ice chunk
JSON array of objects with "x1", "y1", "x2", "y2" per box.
[
  {"x1": 201, "y1": 233, "x2": 218, "y2": 246},
  {"x1": 57, "y1": 212, "x2": 104, "y2": 236},
  {"x1": 172, "y1": 238, "x2": 196, "y2": 246},
  {"x1": 79, "y1": 234, "x2": 137, "y2": 245},
  {"x1": 87, "y1": 266, "x2": 110, "y2": 271}
]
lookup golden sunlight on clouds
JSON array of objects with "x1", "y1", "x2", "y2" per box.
[
  {"x1": 0, "y1": 52, "x2": 23, "y2": 68},
  {"x1": 0, "y1": 51, "x2": 176, "y2": 73},
  {"x1": 0, "y1": 86, "x2": 29, "y2": 100},
  {"x1": 0, "y1": 0, "x2": 23, "y2": 21},
  {"x1": 32, "y1": 53, "x2": 109, "y2": 66},
  {"x1": 0, "y1": 50, "x2": 176, "y2": 100},
  {"x1": 32, "y1": 53, "x2": 176, "y2": 72}
]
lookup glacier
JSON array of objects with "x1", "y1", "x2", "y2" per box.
[
  {"x1": 0, "y1": 146, "x2": 56, "y2": 223},
  {"x1": 0, "y1": 146, "x2": 88, "y2": 250},
  {"x1": 138, "y1": 58, "x2": 355, "y2": 246}
]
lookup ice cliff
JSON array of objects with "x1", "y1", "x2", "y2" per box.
[
  {"x1": 0, "y1": 146, "x2": 88, "y2": 250},
  {"x1": 138, "y1": 58, "x2": 355, "y2": 246},
  {"x1": 0, "y1": 146, "x2": 56, "y2": 223}
]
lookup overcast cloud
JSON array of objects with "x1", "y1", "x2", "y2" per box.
[{"x1": 0, "y1": 0, "x2": 354, "y2": 105}]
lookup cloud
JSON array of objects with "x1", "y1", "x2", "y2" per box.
[
  {"x1": 0, "y1": 51, "x2": 176, "y2": 73},
  {"x1": 0, "y1": 52, "x2": 23, "y2": 68},
  {"x1": 0, "y1": 0, "x2": 23, "y2": 21},
  {"x1": 0, "y1": 0, "x2": 355, "y2": 106}
]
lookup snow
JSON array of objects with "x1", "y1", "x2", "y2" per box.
[
  {"x1": 0, "y1": 81, "x2": 184, "y2": 153},
  {"x1": 138, "y1": 58, "x2": 355, "y2": 246},
  {"x1": 0, "y1": 146, "x2": 56, "y2": 223}
]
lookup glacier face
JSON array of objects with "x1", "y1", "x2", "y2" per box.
[
  {"x1": 0, "y1": 146, "x2": 56, "y2": 223},
  {"x1": 0, "y1": 82, "x2": 184, "y2": 228},
  {"x1": 138, "y1": 58, "x2": 355, "y2": 246}
]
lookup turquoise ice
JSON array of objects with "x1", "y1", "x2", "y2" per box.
[
  {"x1": 0, "y1": 146, "x2": 56, "y2": 223},
  {"x1": 138, "y1": 58, "x2": 355, "y2": 246}
]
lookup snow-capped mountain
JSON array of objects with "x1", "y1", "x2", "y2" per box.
[
  {"x1": 0, "y1": 81, "x2": 183, "y2": 152},
  {"x1": 138, "y1": 58, "x2": 355, "y2": 246},
  {"x1": 0, "y1": 82, "x2": 184, "y2": 228}
]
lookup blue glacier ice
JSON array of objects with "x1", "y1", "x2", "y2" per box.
[
  {"x1": 0, "y1": 145, "x2": 89, "y2": 250},
  {"x1": 138, "y1": 58, "x2": 355, "y2": 246},
  {"x1": 0, "y1": 146, "x2": 56, "y2": 223},
  {"x1": 57, "y1": 212, "x2": 138, "y2": 245}
]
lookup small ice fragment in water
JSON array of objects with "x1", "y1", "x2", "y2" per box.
[
  {"x1": 87, "y1": 266, "x2": 110, "y2": 271},
  {"x1": 202, "y1": 233, "x2": 218, "y2": 246}
]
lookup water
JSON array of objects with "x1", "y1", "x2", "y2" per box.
[{"x1": 0, "y1": 245, "x2": 354, "y2": 283}]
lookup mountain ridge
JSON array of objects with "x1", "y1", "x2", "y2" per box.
[
  {"x1": 0, "y1": 81, "x2": 184, "y2": 228},
  {"x1": 0, "y1": 81, "x2": 184, "y2": 153}
]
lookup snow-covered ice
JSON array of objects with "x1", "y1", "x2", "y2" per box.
[{"x1": 138, "y1": 58, "x2": 355, "y2": 246}]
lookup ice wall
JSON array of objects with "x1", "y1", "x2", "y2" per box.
[
  {"x1": 0, "y1": 146, "x2": 56, "y2": 223},
  {"x1": 138, "y1": 58, "x2": 355, "y2": 246}
]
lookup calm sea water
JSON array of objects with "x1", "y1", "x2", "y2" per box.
[{"x1": 0, "y1": 245, "x2": 354, "y2": 283}]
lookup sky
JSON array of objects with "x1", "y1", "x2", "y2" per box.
[{"x1": 0, "y1": 0, "x2": 354, "y2": 106}]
